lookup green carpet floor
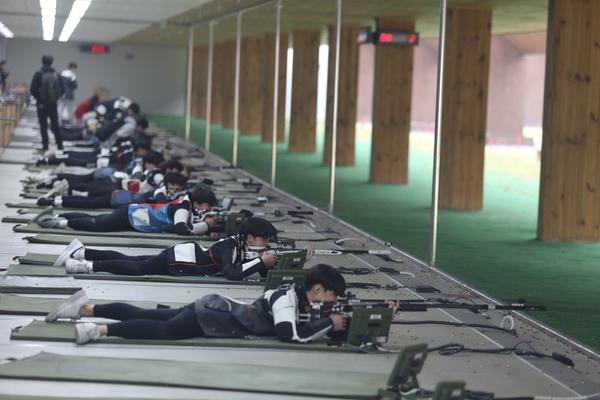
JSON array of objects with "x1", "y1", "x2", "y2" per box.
[{"x1": 151, "y1": 115, "x2": 600, "y2": 352}]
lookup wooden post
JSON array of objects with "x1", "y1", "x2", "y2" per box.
[
  {"x1": 262, "y1": 32, "x2": 288, "y2": 143},
  {"x1": 192, "y1": 45, "x2": 207, "y2": 120},
  {"x1": 211, "y1": 42, "x2": 224, "y2": 126},
  {"x1": 369, "y1": 18, "x2": 415, "y2": 183},
  {"x1": 439, "y1": 7, "x2": 492, "y2": 210},
  {"x1": 239, "y1": 36, "x2": 264, "y2": 135},
  {"x1": 323, "y1": 24, "x2": 360, "y2": 166},
  {"x1": 220, "y1": 40, "x2": 236, "y2": 130},
  {"x1": 538, "y1": 0, "x2": 600, "y2": 241},
  {"x1": 288, "y1": 29, "x2": 321, "y2": 153}
]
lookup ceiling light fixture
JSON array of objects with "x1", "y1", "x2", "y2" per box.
[
  {"x1": 58, "y1": 0, "x2": 92, "y2": 42},
  {"x1": 40, "y1": 0, "x2": 57, "y2": 41},
  {"x1": 0, "y1": 21, "x2": 15, "y2": 38}
]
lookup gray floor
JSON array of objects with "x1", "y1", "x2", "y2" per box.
[{"x1": 0, "y1": 108, "x2": 598, "y2": 399}]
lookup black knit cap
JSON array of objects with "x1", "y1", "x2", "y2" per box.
[{"x1": 240, "y1": 217, "x2": 277, "y2": 239}]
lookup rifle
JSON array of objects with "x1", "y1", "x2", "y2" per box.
[
  {"x1": 304, "y1": 292, "x2": 547, "y2": 319},
  {"x1": 298, "y1": 293, "x2": 546, "y2": 347}
]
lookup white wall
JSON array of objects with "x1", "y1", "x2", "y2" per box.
[{"x1": 4, "y1": 38, "x2": 186, "y2": 116}]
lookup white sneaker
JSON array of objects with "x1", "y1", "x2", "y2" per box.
[
  {"x1": 65, "y1": 259, "x2": 93, "y2": 274},
  {"x1": 52, "y1": 179, "x2": 69, "y2": 195},
  {"x1": 54, "y1": 238, "x2": 84, "y2": 266},
  {"x1": 75, "y1": 322, "x2": 100, "y2": 344},
  {"x1": 38, "y1": 215, "x2": 67, "y2": 229},
  {"x1": 45, "y1": 290, "x2": 88, "y2": 322}
]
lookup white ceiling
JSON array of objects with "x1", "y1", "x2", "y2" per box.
[{"x1": 0, "y1": 0, "x2": 209, "y2": 43}]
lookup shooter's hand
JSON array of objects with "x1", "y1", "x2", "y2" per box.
[
  {"x1": 204, "y1": 216, "x2": 219, "y2": 228},
  {"x1": 329, "y1": 314, "x2": 348, "y2": 331},
  {"x1": 261, "y1": 253, "x2": 278, "y2": 268},
  {"x1": 304, "y1": 245, "x2": 314, "y2": 259}
]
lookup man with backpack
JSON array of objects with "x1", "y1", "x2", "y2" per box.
[{"x1": 30, "y1": 54, "x2": 65, "y2": 150}]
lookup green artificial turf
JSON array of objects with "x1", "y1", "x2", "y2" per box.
[{"x1": 151, "y1": 115, "x2": 600, "y2": 352}]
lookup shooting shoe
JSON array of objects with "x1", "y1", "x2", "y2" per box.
[
  {"x1": 36, "y1": 197, "x2": 54, "y2": 206},
  {"x1": 37, "y1": 214, "x2": 67, "y2": 229},
  {"x1": 45, "y1": 290, "x2": 88, "y2": 322},
  {"x1": 75, "y1": 322, "x2": 100, "y2": 344},
  {"x1": 54, "y1": 238, "x2": 84, "y2": 266},
  {"x1": 52, "y1": 179, "x2": 69, "y2": 195},
  {"x1": 65, "y1": 259, "x2": 93, "y2": 274}
]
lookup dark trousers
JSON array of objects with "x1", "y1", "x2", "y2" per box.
[
  {"x1": 48, "y1": 151, "x2": 97, "y2": 167},
  {"x1": 60, "y1": 206, "x2": 131, "y2": 232},
  {"x1": 94, "y1": 302, "x2": 203, "y2": 340},
  {"x1": 85, "y1": 248, "x2": 170, "y2": 275},
  {"x1": 36, "y1": 103, "x2": 63, "y2": 150},
  {"x1": 61, "y1": 194, "x2": 112, "y2": 209},
  {"x1": 69, "y1": 181, "x2": 116, "y2": 196}
]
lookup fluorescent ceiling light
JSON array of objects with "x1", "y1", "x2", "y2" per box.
[
  {"x1": 58, "y1": 0, "x2": 92, "y2": 42},
  {"x1": 40, "y1": 0, "x2": 56, "y2": 41},
  {"x1": 0, "y1": 21, "x2": 15, "y2": 38}
]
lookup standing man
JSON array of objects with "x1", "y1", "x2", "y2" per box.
[
  {"x1": 0, "y1": 60, "x2": 8, "y2": 94},
  {"x1": 30, "y1": 55, "x2": 64, "y2": 151},
  {"x1": 59, "y1": 62, "x2": 78, "y2": 125}
]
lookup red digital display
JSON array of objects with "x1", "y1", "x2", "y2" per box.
[
  {"x1": 379, "y1": 33, "x2": 394, "y2": 43},
  {"x1": 90, "y1": 44, "x2": 107, "y2": 54},
  {"x1": 376, "y1": 30, "x2": 419, "y2": 46},
  {"x1": 80, "y1": 44, "x2": 110, "y2": 54}
]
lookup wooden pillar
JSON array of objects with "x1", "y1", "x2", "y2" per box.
[
  {"x1": 538, "y1": 0, "x2": 600, "y2": 241},
  {"x1": 439, "y1": 7, "x2": 492, "y2": 210},
  {"x1": 288, "y1": 29, "x2": 320, "y2": 153},
  {"x1": 261, "y1": 32, "x2": 288, "y2": 144},
  {"x1": 324, "y1": 24, "x2": 360, "y2": 166},
  {"x1": 370, "y1": 18, "x2": 415, "y2": 183},
  {"x1": 211, "y1": 42, "x2": 224, "y2": 126},
  {"x1": 220, "y1": 40, "x2": 236, "y2": 130},
  {"x1": 239, "y1": 36, "x2": 264, "y2": 135},
  {"x1": 192, "y1": 45, "x2": 207, "y2": 120}
]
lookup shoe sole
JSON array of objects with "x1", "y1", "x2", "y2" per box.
[
  {"x1": 53, "y1": 239, "x2": 83, "y2": 266},
  {"x1": 45, "y1": 290, "x2": 87, "y2": 323}
]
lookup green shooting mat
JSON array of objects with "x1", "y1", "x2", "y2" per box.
[
  {"x1": 18, "y1": 252, "x2": 63, "y2": 265},
  {"x1": 24, "y1": 234, "x2": 201, "y2": 249},
  {"x1": 14, "y1": 223, "x2": 217, "y2": 243},
  {"x1": 0, "y1": 286, "x2": 81, "y2": 295},
  {"x1": 11, "y1": 322, "x2": 368, "y2": 355},
  {"x1": 5, "y1": 202, "x2": 112, "y2": 212},
  {"x1": 2, "y1": 215, "x2": 31, "y2": 223},
  {"x1": 0, "y1": 396, "x2": 180, "y2": 400},
  {"x1": 0, "y1": 352, "x2": 384, "y2": 397},
  {"x1": 0, "y1": 294, "x2": 184, "y2": 316},
  {"x1": 6, "y1": 264, "x2": 263, "y2": 286}
]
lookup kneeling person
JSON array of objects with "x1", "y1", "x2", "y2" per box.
[{"x1": 45, "y1": 264, "x2": 347, "y2": 344}]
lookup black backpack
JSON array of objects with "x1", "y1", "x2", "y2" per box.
[{"x1": 39, "y1": 71, "x2": 61, "y2": 104}]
